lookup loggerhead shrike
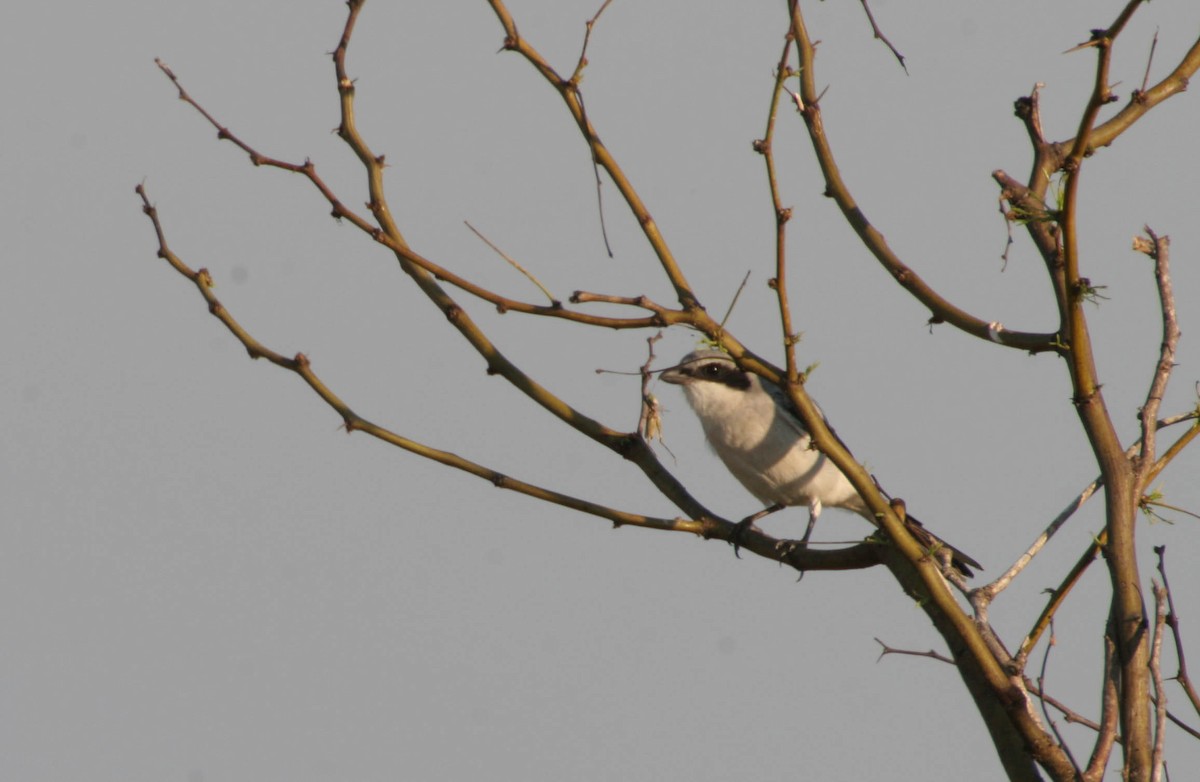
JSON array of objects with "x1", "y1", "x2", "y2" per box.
[{"x1": 660, "y1": 349, "x2": 979, "y2": 577}]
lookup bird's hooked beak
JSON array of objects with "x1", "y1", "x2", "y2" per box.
[{"x1": 657, "y1": 363, "x2": 690, "y2": 385}]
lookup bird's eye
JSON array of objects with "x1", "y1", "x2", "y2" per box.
[{"x1": 701, "y1": 364, "x2": 722, "y2": 378}]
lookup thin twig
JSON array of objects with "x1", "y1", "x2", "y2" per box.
[
  {"x1": 719, "y1": 270, "x2": 752, "y2": 332},
  {"x1": 464, "y1": 221, "x2": 559, "y2": 305},
  {"x1": 568, "y1": 6, "x2": 637, "y2": 261},
  {"x1": 570, "y1": 290, "x2": 672, "y2": 315},
  {"x1": 1024, "y1": 676, "x2": 1106, "y2": 735},
  {"x1": 756, "y1": 32, "x2": 799, "y2": 379},
  {"x1": 975, "y1": 411, "x2": 1197, "y2": 612},
  {"x1": 1007, "y1": 408, "x2": 1200, "y2": 668},
  {"x1": 1156, "y1": 547, "x2": 1200, "y2": 717},
  {"x1": 1139, "y1": 28, "x2": 1160, "y2": 98},
  {"x1": 1037, "y1": 617, "x2": 1085, "y2": 778},
  {"x1": 1142, "y1": 499, "x2": 1200, "y2": 524},
  {"x1": 782, "y1": 7, "x2": 1059, "y2": 353},
  {"x1": 856, "y1": 0, "x2": 906, "y2": 73},
  {"x1": 1134, "y1": 227, "x2": 1179, "y2": 482},
  {"x1": 490, "y1": 0, "x2": 698, "y2": 295},
  {"x1": 582, "y1": 92, "x2": 615, "y2": 258},
  {"x1": 638, "y1": 332, "x2": 673, "y2": 458},
  {"x1": 155, "y1": 6, "x2": 725, "y2": 533},
  {"x1": 974, "y1": 474, "x2": 1101, "y2": 602},
  {"x1": 134, "y1": 185, "x2": 688, "y2": 535},
  {"x1": 997, "y1": 188, "x2": 1016, "y2": 270},
  {"x1": 1016, "y1": 541, "x2": 1104, "y2": 671},
  {"x1": 152, "y1": 59, "x2": 672, "y2": 330},
  {"x1": 873, "y1": 637, "x2": 954, "y2": 665},
  {"x1": 1151, "y1": 580, "x2": 1169, "y2": 782},
  {"x1": 570, "y1": 0, "x2": 615, "y2": 83}
]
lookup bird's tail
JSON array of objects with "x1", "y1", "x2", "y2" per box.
[
  {"x1": 845, "y1": 495, "x2": 980, "y2": 578},
  {"x1": 851, "y1": 501, "x2": 980, "y2": 578},
  {"x1": 901, "y1": 515, "x2": 981, "y2": 579}
]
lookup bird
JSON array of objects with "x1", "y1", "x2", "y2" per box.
[{"x1": 659, "y1": 349, "x2": 980, "y2": 577}]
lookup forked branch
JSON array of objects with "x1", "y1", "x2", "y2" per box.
[{"x1": 136, "y1": 183, "x2": 883, "y2": 574}]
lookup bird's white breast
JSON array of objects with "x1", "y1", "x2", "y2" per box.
[{"x1": 680, "y1": 375, "x2": 865, "y2": 515}]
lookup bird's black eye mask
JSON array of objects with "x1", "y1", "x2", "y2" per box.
[{"x1": 676, "y1": 360, "x2": 752, "y2": 390}]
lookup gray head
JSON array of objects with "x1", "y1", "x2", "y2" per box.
[{"x1": 658, "y1": 350, "x2": 751, "y2": 391}]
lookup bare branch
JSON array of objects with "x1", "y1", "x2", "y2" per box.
[
  {"x1": 977, "y1": 411, "x2": 1197, "y2": 611},
  {"x1": 782, "y1": 8, "x2": 1060, "y2": 353},
  {"x1": 1037, "y1": 618, "x2": 1085, "y2": 778},
  {"x1": 1017, "y1": 543, "x2": 1103, "y2": 671},
  {"x1": 152, "y1": 59, "x2": 671, "y2": 331},
  {"x1": 975, "y1": 475, "x2": 1101, "y2": 603},
  {"x1": 856, "y1": 0, "x2": 906, "y2": 73},
  {"x1": 141, "y1": 4, "x2": 1200, "y2": 779},
  {"x1": 569, "y1": 0, "x2": 615, "y2": 84},
  {"x1": 134, "y1": 185, "x2": 685, "y2": 534},
  {"x1": 719, "y1": 271, "x2": 752, "y2": 332},
  {"x1": 155, "y1": 18, "x2": 729, "y2": 531},
  {"x1": 1140, "y1": 28, "x2": 1160, "y2": 96},
  {"x1": 1156, "y1": 548, "x2": 1200, "y2": 719},
  {"x1": 571, "y1": 1, "x2": 617, "y2": 256},
  {"x1": 637, "y1": 332, "x2": 668, "y2": 450},
  {"x1": 1023, "y1": 676, "x2": 1106, "y2": 736},
  {"x1": 1134, "y1": 228, "x2": 1180, "y2": 482},
  {"x1": 1085, "y1": 634, "x2": 1122, "y2": 781},
  {"x1": 755, "y1": 32, "x2": 800, "y2": 380},
  {"x1": 488, "y1": 0, "x2": 698, "y2": 305},
  {"x1": 1148, "y1": 417, "x2": 1200, "y2": 486},
  {"x1": 137, "y1": 184, "x2": 885, "y2": 575},
  {"x1": 874, "y1": 637, "x2": 954, "y2": 665},
  {"x1": 1054, "y1": 12, "x2": 1162, "y2": 768},
  {"x1": 464, "y1": 221, "x2": 559, "y2": 305},
  {"x1": 1091, "y1": 31, "x2": 1200, "y2": 155},
  {"x1": 1152, "y1": 581, "x2": 1169, "y2": 782}
]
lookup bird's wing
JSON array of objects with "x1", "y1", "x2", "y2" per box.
[{"x1": 761, "y1": 380, "x2": 826, "y2": 439}]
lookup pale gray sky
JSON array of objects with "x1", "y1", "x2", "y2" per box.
[{"x1": 4, "y1": 2, "x2": 1199, "y2": 780}]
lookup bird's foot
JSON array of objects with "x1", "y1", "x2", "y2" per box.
[
  {"x1": 775, "y1": 538, "x2": 803, "y2": 556},
  {"x1": 730, "y1": 504, "x2": 785, "y2": 559},
  {"x1": 775, "y1": 538, "x2": 809, "y2": 581},
  {"x1": 730, "y1": 517, "x2": 757, "y2": 559}
]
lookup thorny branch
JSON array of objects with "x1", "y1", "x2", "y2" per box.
[
  {"x1": 134, "y1": 185, "x2": 682, "y2": 534},
  {"x1": 1133, "y1": 228, "x2": 1180, "y2": 483},
  {"x1": 570, "y1": 0, "x2": 617, "y2": 257},
  {"x1": 487, "y1": 0, "x2": 699, "y2": 307},
  {"x1": 155, "y1": 12, "x2": 735, "y2": 534},
  {"x1": 1156, "y1": 549, "x2": 1200, "y2": 721},
  {"x1": 783, "y1": 0, "x2": 1200, "y2": 779},
  {"x1": 783, "y1": 4, "x2": 1060, "y2": 354},
  {"x1": 135, "y1": 183, "x2": 882, "y2": 575},
  {"x1": 1151, "y1": 581, "x2": 1169, "y2": 782},
  {"x1": 856, "y1": 0, "x2": 906, "y2": 73},
  {"x1": 152, "y1": 58, "x2": 671, "y2": 331},
  {"x1": 753, "y1": 33, "x2": 801, "y2": 382},
  {"x1": 874, "y1": 637, "x2": 953, "y2": 665},
  {"x1": 1038, "y1": 619, "x2": 1085, "y2": 778},
  {"x1": 143, "y1": 2, "x2": 1200, "y2": 780},
  {"x1": 975, "y1": 412, "x2": 1199, "y2": 629},
  {"x1": 1085, "y1": 635, "x2": 1122, "y2": 780}
]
